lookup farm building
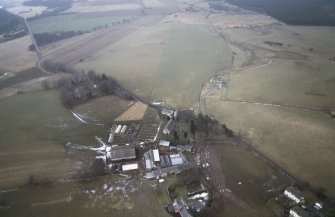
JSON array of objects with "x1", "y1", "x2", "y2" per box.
[
  {"x1": 163, "y1": 120, "x2": 175, "y2": 135},
  {"x1": 170, "y1": 153, "x2": 184, "y2": 166},
  {"x1": 173, "y1": 199, "x2": 193, "y2": 217},
  {"x1": 110, "y1": 145, "x2": 136, "y2": 161},
  {"x1": 174, "y1": 145, "x2": 193, "y2": 152},
  {"x1": 160, "y1": 155, "x2": 172, "y2": 168},
  {"x1": 145, "y1": 159, "x2": 153, "y2": 170},
  {"x1": 114, "y1": 125, "x2": 122, "y2": 134},
  {"x1": 162, "y1": 108, "x2": 174, "y2": 117},
  {"x1": 289, "y1": 206, "x2": 311, "y2": 217},
  {"x1": 153, "y1": 149, "x2": 160, "y2": 162},
  {"x1": 122, "y1": 163, "x2": 138, "y2": 171},
  {"x1": 120, "y1": 125, "x2": 127, "y2": 134},
  {"x1": 159, "y1": 140, "x2": 171, "y2": 147},
  {"x1": 284, "y1": 186, "x2": 305, "y2": 204}
]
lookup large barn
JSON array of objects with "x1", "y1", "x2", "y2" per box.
[{"x1": 110, "y1": 145, "x2": 136, "y2": 162}]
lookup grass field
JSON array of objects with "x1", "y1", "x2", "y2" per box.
[
  {"x1": 228, "y1": 60, "x2": 335, "y2": 108},
  {"x1": 30, "y1": 13, "x2": 134, "y2": 34},
  {"x1": 75, "y1": 21, "x2": 233, "y2": 108},
  {"x1": 0, "y1": 36, "x2": 37, "y2": 72},
  {"x1": 206, "y1": 99, "x2": 335, "y2": 197},
  {"x1": 0, "y1": 90, "x2": 131, "y2": 190},
  {"x1": 222, "y1": 25, "x2": 335, "y2": 61},
  {"x1": 0, "y1": 176, "x2": 171, "y2": 217},
  {"x1": 73, "y1": 95, "x2": 133, "y2": 124},
  {"x1": 200, "y1": 22, "x2": 335, "y2": 200},
  {"x1": 209, "y1": 140, "x2": 291, "y2": 216}
]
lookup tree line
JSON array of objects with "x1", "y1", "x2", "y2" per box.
[
  {"x1": 41, "y1": 61, "x2": 134, "y2": 108},
  {"x1": 31, "y1": 31, "x2": 87, "y2": 48}
]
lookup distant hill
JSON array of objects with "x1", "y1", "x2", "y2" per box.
[
  {"x1": 225, "y1": 0, "x2": 335, "y2": 26},
  {"x1": 0, "y1": 9, "x2": 24, "y2": 34}
]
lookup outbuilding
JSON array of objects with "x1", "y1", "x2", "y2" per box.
[
  {"x1": 284, "y1": 186, "x2": 305, "y2": 204},
  {"x1": 163, "y1": 120, "x2": 175, "y2": 135},
  {"x1": 110, "y1": 145, "x2": 136, "y2": 161},
  {"x1": 122, "y1": 163, "x2": 138, "y2": 171},
  {"x1": 153, "y1": 149, "x2": 160, "y2": 162},
  {"x1": 289, "y1": 206, "x2": 310, "y2": 217}
]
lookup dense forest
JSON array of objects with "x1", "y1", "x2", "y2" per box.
[
  {"x1": 32, "y1": 31, "x2": 86, "y2": 47},
  {"x1": 225, "y1": 0, "x2": 335, "y2": 26}
]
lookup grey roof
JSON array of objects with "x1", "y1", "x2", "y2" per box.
[
  {"x1": 285, "y1": 186, "x2": 304, "y2": 199},
  {"x1": 180, "y1": 207, "x2": 191, "y2": 217},
  {"x1": 160, "y1": 155, "x2": 172, "y2": 168},
  {"x1": 164, "y1": 120, "x2": 175, "y2": 132},
  {"x1": 110, "y1": 145, "x2": 136, "y2": 161},
  {"x1": 177, "y1": 145, "x2": 193, "y2": 152},
  {"x1": 290, "y1": 206, "x2": 310, "y2": 217}
]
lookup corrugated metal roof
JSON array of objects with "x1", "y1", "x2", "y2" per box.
[
  {"x1": 110, "y1": 145, "x2": 136, "y2": 161},
  {"x1": 122, "y1": 163, "x2": 138, "y2": 171},
  {"x1": 159, "y1": 140, "x2": 170, "y2": 146},
  {"x1": 153, "y1": 149, "x2": 160, "y2": 162}
]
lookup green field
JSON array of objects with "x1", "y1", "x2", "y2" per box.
[
  {"x1": 30, "y1": 13, "x2": 134, "y2": 33},
  {"x1": 228, "y1": 60, "x2": 335, "y2": 108},
  {"x1": 206, "y1": 99, "x2": 335, "y2": 197},
  {"x1": 75, "y1": 21, "x2": 233, "y2": 108},
  {"x1": 0, "y1": 176, "x2": 171, "y2": 217},
  {"x1": 0, "y1": 90, "x2": 130, "y2": 190},
  {"x1": 210, "y1": 140, "x2": 291, "y2": 216}
]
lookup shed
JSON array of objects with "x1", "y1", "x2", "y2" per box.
[
  {"x1": 162, "y1": 108, "x2": 174, "y2": 117},
  {"x1": 170, "y1": 154, "x2": 183, "y2": 165},
  {"x1": 115, "y1": 125, "x2": 122, "y2": 134},
  {"x1": 145, "y1": 159, "x2": 152, "y2": 170},
  {"x1": 289, "y1": 206, "x2": 310, "y2": 217},
  {"x1": 163, "y1": 120, "x2": 175, "y2": 135},
  {"x1": 120, "y1": 125, "x2": 127, "y2": 134},
  {"x1": 153, "y1": 149, "x2": 160, "y2": 162},
  {"x1": 122, "y1": 163, "x2": 138, "y2": 171},
  {"x1": 159, "y1": 140, "x2": 171, "y2": 147},
  {"x1": 284, "y1": 186, "x2": 305, "y2": 204}
]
